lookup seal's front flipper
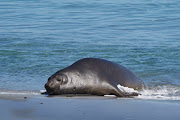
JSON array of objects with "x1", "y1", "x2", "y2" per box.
[{"x1": 115, "y1": 84, "x2": 140, "y2": 97}]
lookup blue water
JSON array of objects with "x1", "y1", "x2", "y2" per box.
[{"x1": 0, "y1": 0, "x2": 180, "y2": 100}]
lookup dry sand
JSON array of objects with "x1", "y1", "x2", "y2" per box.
[{"x1": 0, "y1": 95, "x2": 180, "y2": 120}]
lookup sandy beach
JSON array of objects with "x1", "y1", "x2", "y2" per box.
[{"x1": 0, "y1": 95, "x2": 180, "y2": 120}]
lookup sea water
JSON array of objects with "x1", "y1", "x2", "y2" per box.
[{"x1": 0, "y1": 0, "x2": 180, "y2": 101}]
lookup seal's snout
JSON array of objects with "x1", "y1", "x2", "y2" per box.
[
  {"x1": 45, "y1": 82, "x2": 50, "y2": 90},
  {"x1": 45, "y1": 79, "x2": 61, "y2": 95},
  {"x1": 45, "y1": 81, "x2": 55, "y2": 95},
  {"x1": 45, "y1": 80, "x2": 56, "y2": 90}
]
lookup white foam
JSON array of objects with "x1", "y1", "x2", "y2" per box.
[
  {"x1": 116, "y1": 84, "x2": 180, "y2": 100},
  {"x1": 0, "y1": 90, "x2": 41, "y2": 95},
  {"x1": 40, "y1": 90, "x2": 46, "y2": 93},
  {"x1": 137, "y1": 85, "x2": 180, "y2": 100},
  {"x1": 117, "y1": 84, "x2": 139, "y2": 94}
]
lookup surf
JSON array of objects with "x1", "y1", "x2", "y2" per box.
[{"x1": 116, "y1": 84, "x2": 180, "y2": 100}]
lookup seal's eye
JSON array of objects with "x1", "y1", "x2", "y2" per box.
[
  {"x1": 56, "y1": 74, "x2": 68, "y2": 84},
  {"x1": 57, "y1": 78, "x2": 62, "y2": 82}
]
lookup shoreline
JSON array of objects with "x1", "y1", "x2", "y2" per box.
[{"x1": 0, "y1": 94, "x2": 180, "y2": 120}]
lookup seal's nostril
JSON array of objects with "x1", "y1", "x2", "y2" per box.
[{"x1": 50, "y1": 81, "x2": 55, "y2": 87}]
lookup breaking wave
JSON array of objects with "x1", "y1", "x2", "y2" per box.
[
  {"x1": 137, "y1": 85, "x2": 180, "y2": 100},
  {"x1": 116, "y1": 84, "x2": 180, "y2": 100}
]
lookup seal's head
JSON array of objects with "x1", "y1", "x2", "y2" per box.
[{"x1": 45, "y1": 73, "x2": 68, "y2": 95}]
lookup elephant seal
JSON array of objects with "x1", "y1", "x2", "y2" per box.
[{"x1": 45, "y1": 58, "x2": 145, "y2": 97}]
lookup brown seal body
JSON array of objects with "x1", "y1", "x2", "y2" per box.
[{"x1": 45, "y1": 58, "x2": 145, "y2": 97}]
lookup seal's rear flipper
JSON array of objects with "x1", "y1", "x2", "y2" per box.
[{"x1": 115, "y1": 84, "x2": 140, "y2": 97}]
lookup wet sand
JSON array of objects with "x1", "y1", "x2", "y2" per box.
[{"x1": 0, "y1": 95, "x2": 180, "y2": 120}]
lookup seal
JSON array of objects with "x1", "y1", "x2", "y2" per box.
[{"x1": 45, "y1": 58, "x2": 145, "y2": 97}]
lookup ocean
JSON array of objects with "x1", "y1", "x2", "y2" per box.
[{"x1": 0, "y1": 0, "x2": 180, "y2": 101}]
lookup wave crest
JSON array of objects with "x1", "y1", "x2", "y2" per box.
[{"x1": 137, "y1": 85, "x2": 180, "y2": 100}]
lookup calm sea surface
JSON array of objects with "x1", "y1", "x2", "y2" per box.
[{"x1": 0, "y1": 0, "x2": 180, "y2": 100}]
